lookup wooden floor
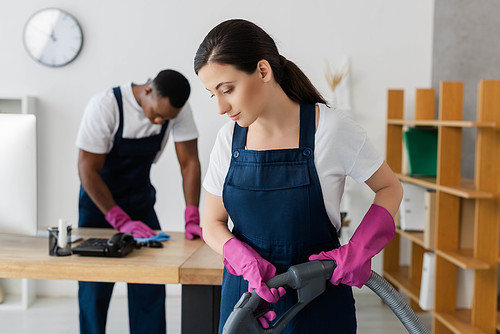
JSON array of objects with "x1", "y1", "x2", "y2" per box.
[{"x1": 0, "y1": 289, "x2": 432, "y2": 333}]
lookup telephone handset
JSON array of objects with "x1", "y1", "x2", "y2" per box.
[{"x1": 106, "y1": 233, "x2": 135, "y2": 256}]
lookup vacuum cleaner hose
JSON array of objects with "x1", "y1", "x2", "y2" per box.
[
  {"x1": 365, "y1": 270, "x2": 429, "y2": 334},
  {"x1": 223, "y1": 261, "x2": 430, "y2": 334}
]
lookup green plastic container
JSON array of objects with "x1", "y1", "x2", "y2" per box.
[{"x1": 403, "y1": 127, "x2": 438, "y2": 177}]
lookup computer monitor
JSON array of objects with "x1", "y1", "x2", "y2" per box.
[{"x1": 0, "y1": 114, "x2": 37, "y2": 236}]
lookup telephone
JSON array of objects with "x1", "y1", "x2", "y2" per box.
[
  {"x1": 72, "y1": 232, "x2": 135, "y2": 257},
  {"x1": 107, "y1": 233, "x2": 134, "y2": 255}
]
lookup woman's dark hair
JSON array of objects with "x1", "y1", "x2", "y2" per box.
[
  {"x1": 194, "y1": 19, "x2": 326, "y2": 105},
  {"x1": 152, "y1": 69, "x2": 191, "y2": 108}
]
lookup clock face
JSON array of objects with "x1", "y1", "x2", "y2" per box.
[{"x1": 23, "y1": 8, "x2": 83, "y2": 67}]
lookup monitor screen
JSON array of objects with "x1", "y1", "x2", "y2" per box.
[{"x1": 0, "y1": 114, "x2": 37, "y2": 236}]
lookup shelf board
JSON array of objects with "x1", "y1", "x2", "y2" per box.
[
  {"x1": 396, "y1": 229, "x2": 427, "y2": 249},
  {"x1": 387, "y1": 119, "x2": 497, "y2": 128},
  {"x1": 396, "y1": 174, "x2": 494, "y2": 199},
  {"x1": 436, "y1": 249, "x2": 490, "y2": 270},
  {"x1": 397, "y1": 174, "x2": 436, "y2": 188},
  {"x1": 433, "y1": 309, "x2": 487, "y2": 334},
  {"x1": 383, "y1": 266, "x2": 420, "y2": 304}
]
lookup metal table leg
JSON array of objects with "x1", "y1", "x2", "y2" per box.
[{"x1": 181, "y1": 284, "x2": 221, "y2": 334}]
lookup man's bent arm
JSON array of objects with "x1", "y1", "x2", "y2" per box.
[
  {"x1": 78, "y1": 149, "x2": 116, "y2": 214},
  {"x1": 174, "y1": 139, "x2": 201, "y2": 207}
]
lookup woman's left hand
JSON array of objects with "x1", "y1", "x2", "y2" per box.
[
  {"x1": 309, "y1": 204, "x2": 395, "y2": 288},
  {"x1": 309, "y1": 244, "x2": 372, "y2": 288}
]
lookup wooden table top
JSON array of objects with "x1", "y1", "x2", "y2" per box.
[
  {"x1": 0, "y1": 228, "x2": 208, "y2": 284},
  {"x1": 179, "y1": 243, "x2": 223, "y2": 285}
]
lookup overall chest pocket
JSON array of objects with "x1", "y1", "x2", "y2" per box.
[
  {"x1": 116, "y1": 136, "x2": 162, "y2": 157},
  {"x1": 227, "y1": 161, "x2": 310, "y2": 191}
]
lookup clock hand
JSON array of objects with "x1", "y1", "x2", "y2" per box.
[{"x1": 31, "y1": 26, "x2": 56, "y2": 41}]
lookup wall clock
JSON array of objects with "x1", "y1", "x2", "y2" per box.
[{"x1": 23, "y1": 8, "x2": 83, "y2": 67}]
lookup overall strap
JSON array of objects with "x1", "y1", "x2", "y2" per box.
[
  {"x1": 231, "y1": 123, "x2": 247, "y2": 151},
  {"x1": 299, "y1": 104, "x2": 316, "y2": 150},
  {"x1": 112, "y1": 87, "x2": 124, "y2": 138},
  {"x1": 159, "y1": 119, "x2": 170, "y2": 139},
  {"x1": 232, "y1": 104, "x2": 316, "y2": 151}
]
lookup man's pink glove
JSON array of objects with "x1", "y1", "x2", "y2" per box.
[
  {"x1": 309, "y1": 204, "x2": 395, "y2": 288},
  {"x1": 105, "y1": 205, "x2": 156, "y2": 239},
  {"x1": 223, "y1": 238, "x2": 286, "y2": 303},
  {"x1": 184, "y1": 205, "x2": 204, "y2": 241}
]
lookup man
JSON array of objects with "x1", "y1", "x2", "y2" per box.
[{"x1": 76, "y1": 69, "x2": 202, "y2": 334}]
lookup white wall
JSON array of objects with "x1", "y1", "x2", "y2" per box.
[{"x1": 0, "y1": 0, "x2": 434, "y2": 296}]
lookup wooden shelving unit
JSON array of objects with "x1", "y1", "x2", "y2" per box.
[{"x1": 383, "y1": 81, "x2": 500, "y2": 333}]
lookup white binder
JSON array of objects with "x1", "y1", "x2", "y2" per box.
[
  {"x1": 419, "y1": 252, "x2": 436, "y2": 310},
  {"x1": 400, "y1": 182, "x2": 427, "y2": 231}
]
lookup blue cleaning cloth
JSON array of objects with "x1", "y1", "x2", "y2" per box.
[{"x1": 134, "y1": 232, "x2": 171, "y2": 243}]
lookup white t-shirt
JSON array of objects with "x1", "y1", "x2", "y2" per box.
[
  {"x1": 76, "y1": 82, "x2": 198, "y2": 162},
  {"x1": 203, "y1": 103, "x2": 384, "y2": 230}
]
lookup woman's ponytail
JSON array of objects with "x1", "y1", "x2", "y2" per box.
[{"x1": 277, "y1": 55, "x2": 327, "y2": 105}]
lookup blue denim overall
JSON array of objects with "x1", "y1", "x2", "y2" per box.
[
  {"x1": 78, "y1": 87, "x2": 168, "y2": 334},
  {"x1": 220, "y1": 104, "x2": 356, "y2": 333}
]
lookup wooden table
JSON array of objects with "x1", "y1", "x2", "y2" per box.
[
  {"x1": 0, "y1": 228, "x2": 203, "y2": 283},
  {"x1": 0, "y1": 228, "x2": 224, "y2": 334},
  {"x1": 180, "y1": 243, "x2": 223, "y2": 286}
]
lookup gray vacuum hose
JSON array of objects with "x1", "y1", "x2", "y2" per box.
[
  {"x1": 365, "y1": 270, "x2": 429, "y2": 334},
  {"x1": 223, "y1": 261, "x2": 430, "y2": 334}
]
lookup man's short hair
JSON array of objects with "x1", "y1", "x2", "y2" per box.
[{"x1": 152, "y1": 69, "x2": 191, "y2": 108}]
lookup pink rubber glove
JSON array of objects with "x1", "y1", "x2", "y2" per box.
[
  {"x1": 184, "y1": 205, "x2": 204, "y2": 241},
  {"x1": 223, "y1": 238, "x2": 286, "y2": 304},
  {"x1": 309, "y1": 204, "x2": 395, "y2": 288},
  {"x1": 105, "y1": 205, "x2": 156, "y2": 239},
  {"x1": 256, "y1": 303, "x2": 278, "y2": 329}
]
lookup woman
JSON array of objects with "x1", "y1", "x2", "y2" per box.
[{"x1": 195, "y1": 19, "x2": 403, "y2": 333}]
